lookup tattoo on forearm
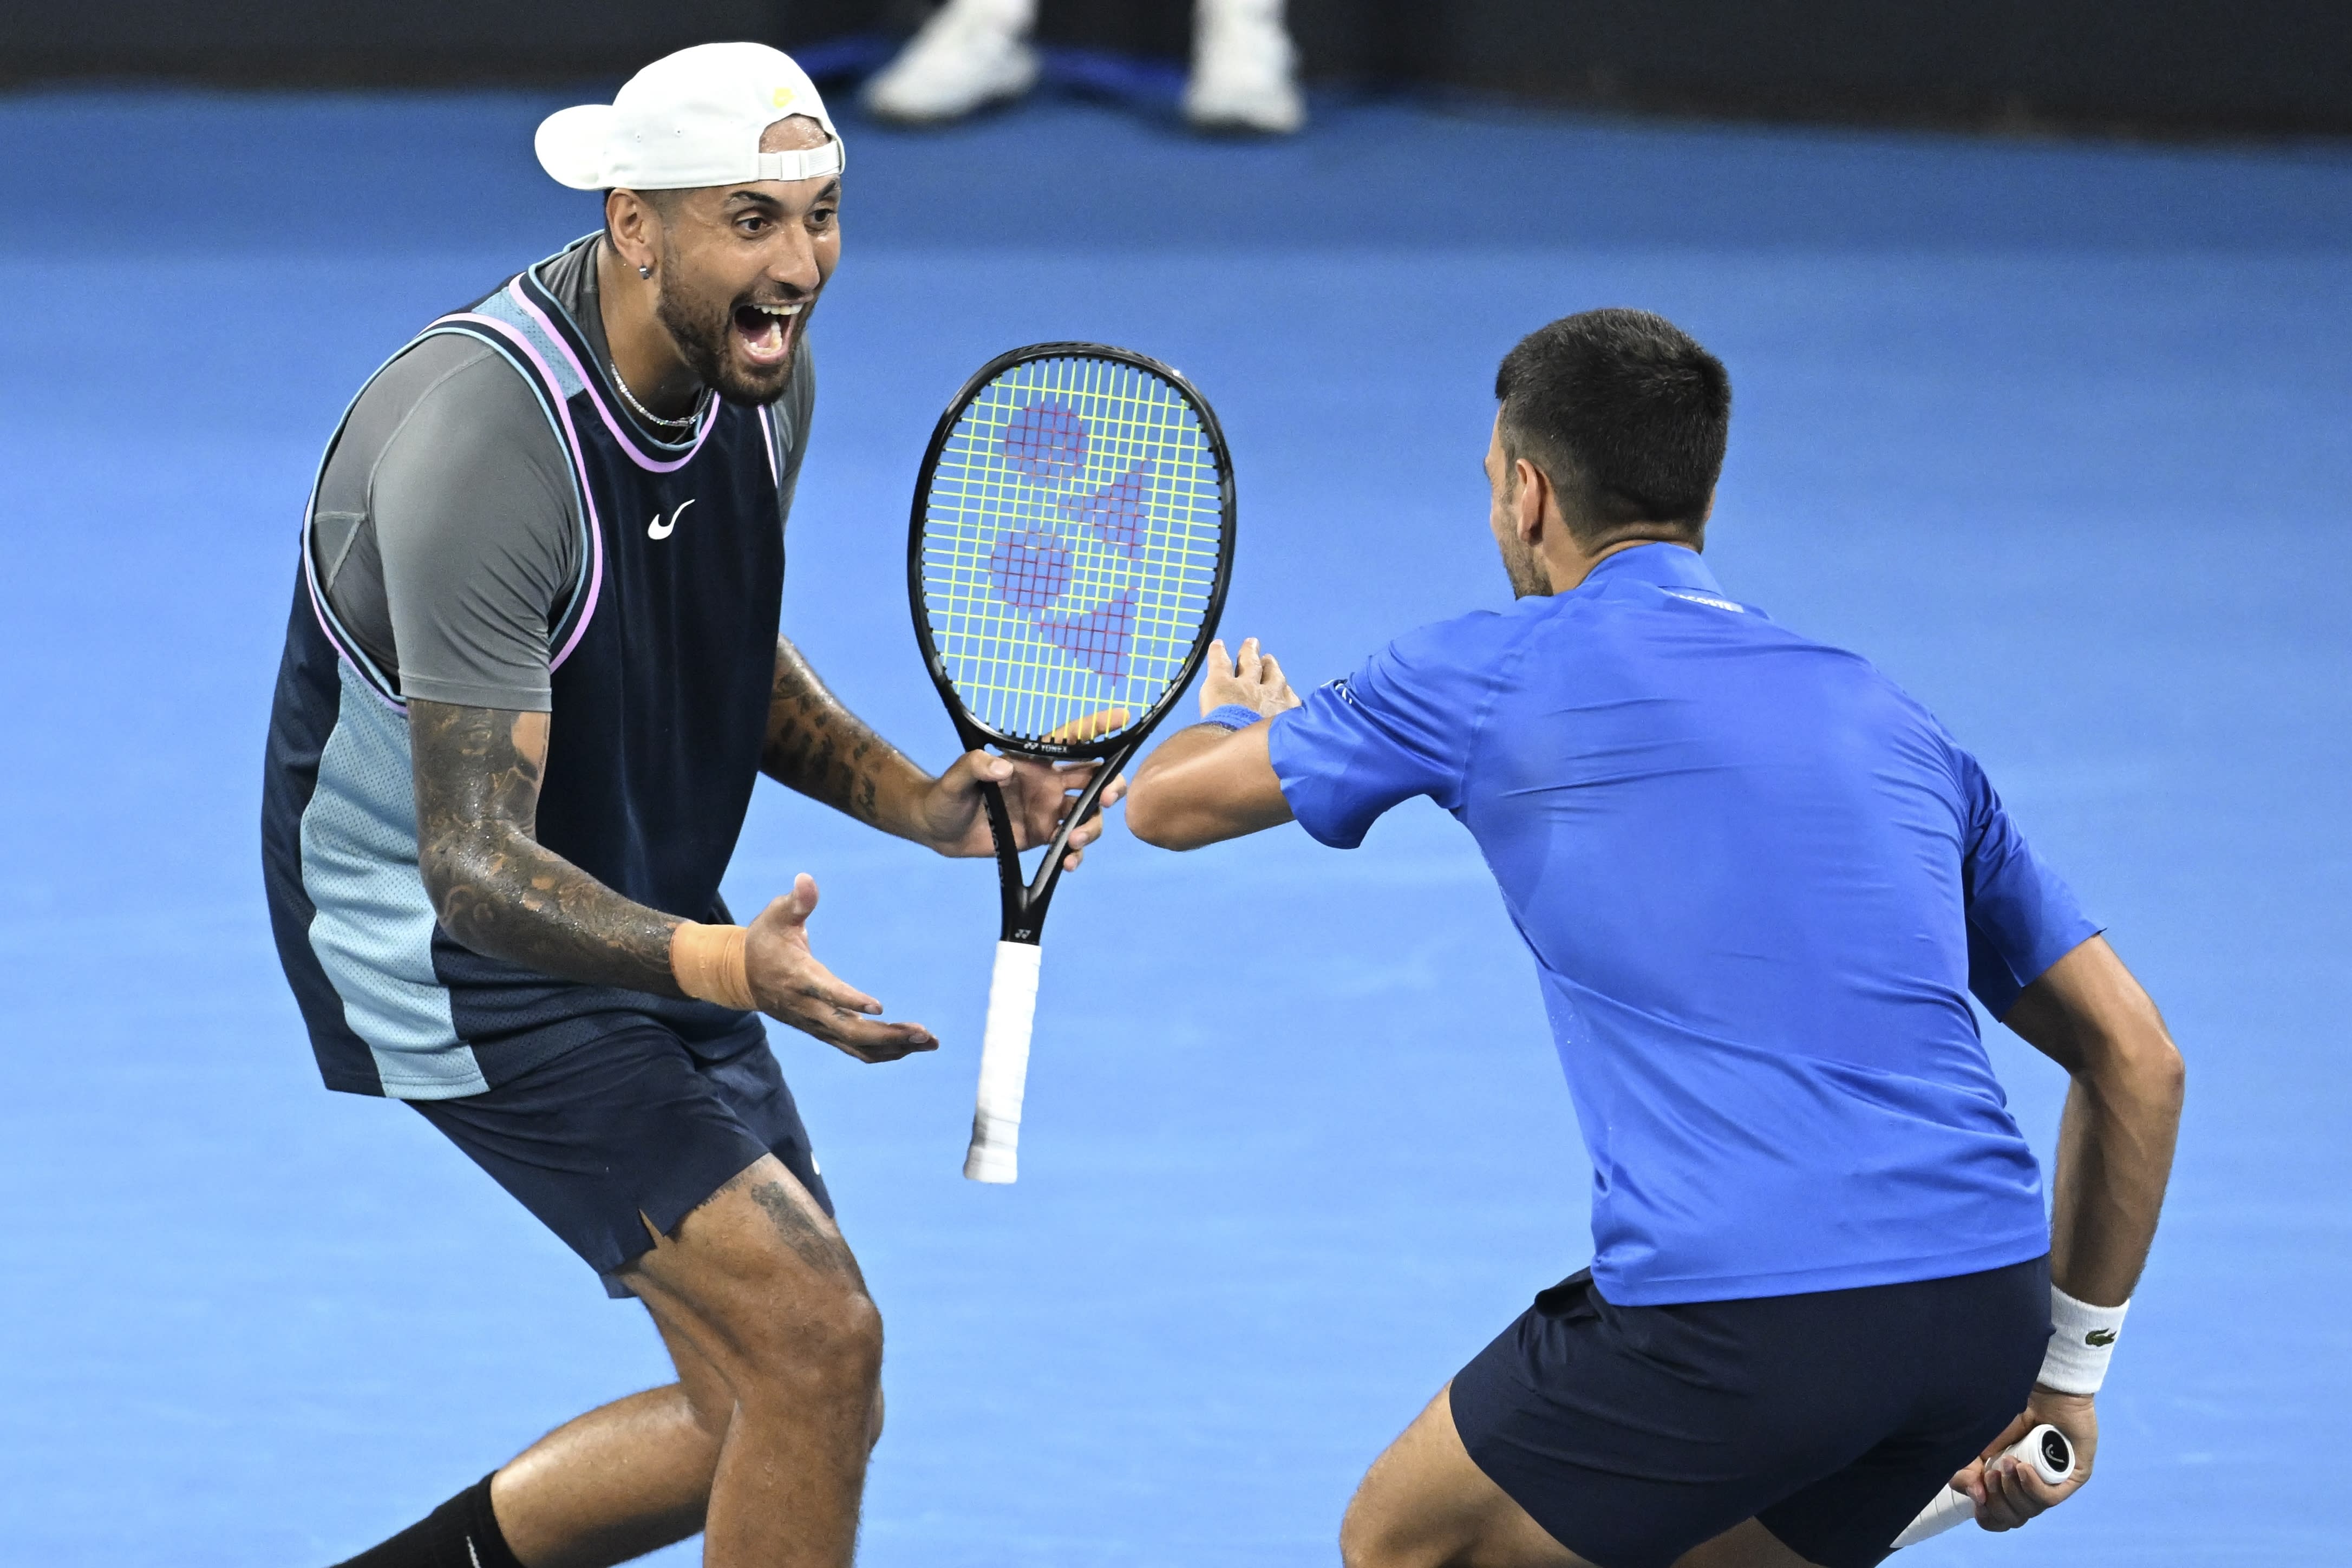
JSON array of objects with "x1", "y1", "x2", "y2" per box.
[
  {"x1": 750, "y1": 1179, "x2": 866, "y2": 1287},
  {"x1": 761, "y1": 637, "x2": 924, "y2": 827},
  {"x1": 410, "y1": 700, "x2": 683, "y2": 996}
]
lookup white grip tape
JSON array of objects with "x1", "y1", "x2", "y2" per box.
[
  {"x1": 1890, "y1": 1423, "x2": 2075, "y2": 1549},
  {"x1": 963, "y1": 940, "x2": 1042, "y2": 1184}
]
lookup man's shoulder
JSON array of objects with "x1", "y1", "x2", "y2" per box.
[
  {"x1": 355, "y1": 331, "x2": 580, "y2": 559},
  {"x1": 368, "y1": 331, "x2": 569, "y2": 463},
  {"x1": 1309, "y1": 603, "x2": 1551, "y2": 736},
  {"x1": 361, "y1": 331, "x2": 504, "y2": 408},
  {"x1": 1380, "y1": 599, "x2": 1550, "y2": 672}
]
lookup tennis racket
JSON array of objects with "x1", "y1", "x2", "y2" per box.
[
  {"x1": 1891, "y1": 1423, "x2": 2075, "y2": 1549},
  {"x1": 909, "y1": 343, "x2": 1236, "y2": 1183}
]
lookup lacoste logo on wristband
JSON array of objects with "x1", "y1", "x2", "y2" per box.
[{"x1": 2086, "y1": 1328, "x2": 2118, "y2": 1346}]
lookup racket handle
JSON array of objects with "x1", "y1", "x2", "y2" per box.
[
  {"x1": 1890, "y1": 1423, "x2": 2075, "y2": 1550},
  {"x1": 964, "y1": 940, "x2": 1042, "y2": 1184}
]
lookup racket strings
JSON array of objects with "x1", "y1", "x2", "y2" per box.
[{"x1": 920, "y1": 354, "x2": 1225, "y2": 744}]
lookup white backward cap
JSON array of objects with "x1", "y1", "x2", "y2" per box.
[{"x1": 535, "y1": 42, "x2": 843, "y2": 192}]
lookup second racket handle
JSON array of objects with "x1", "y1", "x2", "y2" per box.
[
  {"x1": 1890, "y1": 1423, "x2": 2075, "y2": 1549},
  {"x1": 964, "y1": 939, "x2": 1042, "y2": 1185}
]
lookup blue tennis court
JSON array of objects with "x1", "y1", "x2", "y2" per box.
[{"x1": 2, "y1": 83, "x2": 2347, "y2": 1564}]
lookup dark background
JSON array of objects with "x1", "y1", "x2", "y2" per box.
[{"x1": 6, "y1": 0, "x2": 2348, "y2": 139}]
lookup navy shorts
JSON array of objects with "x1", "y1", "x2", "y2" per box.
[
  {"x1": 1449, "y1": 1256, "x2": 2050, "y2": 1568},
  {"x1": 411, "y1": 1022, "x2": 831, "y2": 1298}
]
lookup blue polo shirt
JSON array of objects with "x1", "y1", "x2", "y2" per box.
[{"x1": 1266, "y1": 544, "x2": 2096, "y2": 1306}]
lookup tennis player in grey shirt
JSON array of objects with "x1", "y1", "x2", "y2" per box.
[
  {"x1": 310, "y1": 239, "x2": 814, "y2": 711},
  {"x1": 265, "y1": 45, "x2": 1123, "y2": 1568}
]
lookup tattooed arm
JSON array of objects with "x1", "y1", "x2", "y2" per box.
[
  {"x1": 760, "y1": 637, "x2": 935, "y2": 833},
  {"x1": 411, "y1": 700, "x2": 683, "y2": 995},
  {"x1": 409, "y1": 697, "x2": 935, "y2": 1060},
  {"x1": 761, "y1": 635, "x2": 1128, "y2": 868}
]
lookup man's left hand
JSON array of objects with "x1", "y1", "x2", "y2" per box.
[
  {"x1": 914, "y1": 751, "x2": 1126, "y2": 870},
  {"x1": 1199, "y1": 637, "x2": 1302, "y2": 719}
]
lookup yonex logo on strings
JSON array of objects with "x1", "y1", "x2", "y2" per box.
[
  {"x1": 648, "y1": 498, "x2": 696, "y2": 540},
  {"x1": 982, "y1": 401, "x2": 1158, "y2": 683}
]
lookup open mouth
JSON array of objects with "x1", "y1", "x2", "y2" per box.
[{"x1": 731, "y1": 300, "x2": 804, "y2": 368}]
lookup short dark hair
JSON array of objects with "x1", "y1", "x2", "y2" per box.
[{"x1": 1493, "y1": 309, "x2": 1730, "y2": 546}]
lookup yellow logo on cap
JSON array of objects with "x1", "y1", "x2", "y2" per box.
[{"x1": 772, "y1": 86, "x2": 796, "y2": 108}]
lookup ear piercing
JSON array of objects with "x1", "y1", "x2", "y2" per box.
[{"x1": 638, "y1": 264, "x2": 653, "y2": 279}]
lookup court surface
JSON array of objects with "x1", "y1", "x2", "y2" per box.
[{"x1": 2, "y1": 80, "x2": 2347, "y2": 1565}]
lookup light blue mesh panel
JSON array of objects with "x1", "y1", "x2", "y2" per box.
[
  {"x1": 470, "y1": 285, "x2": 590, "y2": 401},
  {"x1": 299, "y1": 663, "x2": 485, "y2": 1099}
]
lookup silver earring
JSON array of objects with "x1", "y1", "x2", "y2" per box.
[{"x1": 637, "y1": 264, "x2": 652, "y2": 279}]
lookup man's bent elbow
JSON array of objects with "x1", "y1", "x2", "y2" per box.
[
  {"x1": 2120, "y1": 994, "x2": 2187, "y2": 1112},
  {"x1": 415, "y1": 837, "x2": 468, "y2": 932},
  {"x1": 1122, "y1": 787, "x2": 1195, "y2": 851},
  {"x1": 415, "y1": 829, "x2": 511, "y2": 945},
  {"x1": 2093, "y1": 1012, "x2": 2186, "y2": 1129}
]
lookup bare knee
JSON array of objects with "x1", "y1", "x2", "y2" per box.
[
  {"x1": 1338, "y1": 1498, "x2": 1391, "y2": 1568},
  {"x1": 733, "y1": 1268, "x2": 884, "y2": 1402},
  {"x1": 1342, "y1": 1489, "x2": 1430, "y2": 1568},
  {"x1": 653, "y1": 1272, "x2": 880, "y2": 1447},
  {"x1": 636, "y1": 1165, "x2": 884, "y2": 1419}
]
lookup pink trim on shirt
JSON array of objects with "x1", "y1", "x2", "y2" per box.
[
  {"x1": 504, "y1": 282, "x2": 718, "y2": 475},
  {"x1": 437, "y1": 312, "x2": 607, "y2": 672}
]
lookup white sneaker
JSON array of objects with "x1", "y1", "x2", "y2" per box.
[
  {"x1": 1184, "y1": 0, "x2": 1306, "y2": 134},
  {"x1": 864, "y1": 1, "x2": 1041, "y2": 125}
]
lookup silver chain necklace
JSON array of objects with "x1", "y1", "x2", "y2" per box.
[{"x1": 609, "y1": 360, "x2": 708, "y2": 434}]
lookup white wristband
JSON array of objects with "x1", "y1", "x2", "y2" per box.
[{"x1": 2039, "y1": 1284, "x2": 2129, "y2": 1395}]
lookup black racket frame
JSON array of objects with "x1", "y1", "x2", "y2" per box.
[{"x1": 907, "y1": 341, "x2": 1237, "y2": 944}]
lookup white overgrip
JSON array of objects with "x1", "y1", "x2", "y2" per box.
[
  {"x1": 1890, "y1": 1423, "x2": 2074, "y2": 1549},
  {"x1": 964, "y1": 939, "x2": 1043, "y2": 1184}
]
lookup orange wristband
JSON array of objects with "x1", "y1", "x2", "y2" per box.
[{"x1": 671, "y1": 922, "x2": 756, "y2": 1012}]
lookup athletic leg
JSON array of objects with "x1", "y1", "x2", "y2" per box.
[
  {"x1": 360, "y1": 1028, "x2": 875, "y2": 1568},
  {"x1": 1340, "y1": 1387, "x2": 1821, "y2": 1568},
  {"x1": 489, "y1": 1291, "x2": 887, "y2": 1568},
  {"x1": 485, "y1": 1311, "x2": 730, "y2": 1567},
  {"x1": 1340, "y1": 1387, "x2": 1592, "y2": 1568},
  {"x1": 619, "y1": 1153, "x2": 881, "y2": 1568}
]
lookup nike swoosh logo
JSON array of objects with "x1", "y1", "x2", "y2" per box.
[{"x1": 648, "y1": 497, "x2": 695, "y2": 540}]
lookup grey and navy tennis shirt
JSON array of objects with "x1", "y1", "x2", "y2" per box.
[
  {"x1": 261, "y1": 234, "x2": 811, "y2": 1100},
  {"x1": 1268, "y1": 543, "x2": 2099, "y2": 1307}
]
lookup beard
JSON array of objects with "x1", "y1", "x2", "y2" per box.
[
  {"x1": 652, "y1": 258, "x2": 800, "y2": 409},
  {"x1": 1498, "y1": 530, "x2": 1553, "y2": 598}
]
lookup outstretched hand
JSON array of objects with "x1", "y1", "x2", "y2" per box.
[
  {"x1": 1199, "y1": 637, "x2": 1303, "y2": 719},
  {"x1": 915, "y1": 745, "x2": 1128, "y2": 870},
  {"x1": 743, "y1": 873, "x2": 938, "y2": 1063},
  {"x1": 1955, "y1": 1387, "x2": 2096, "y2": 1532}
]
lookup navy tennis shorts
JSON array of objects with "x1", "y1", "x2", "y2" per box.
[
  {"x1": 1449, "y1": 1256, "x2": 2051, "y2": 1568},
  {"x1": 411, "y1": 1022, "x2": 831, "y2": 1298}
]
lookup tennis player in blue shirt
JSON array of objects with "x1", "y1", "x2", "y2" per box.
[{"x1": 1124, "y1": 310, "x2": 2185, "y2": 1568}]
